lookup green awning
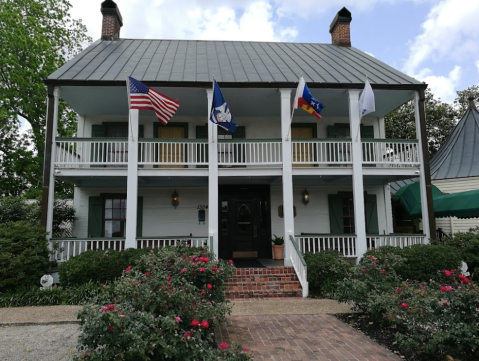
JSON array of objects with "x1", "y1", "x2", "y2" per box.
[{"x1": 392, "y1": 182, "x2": 479, "y2": 219}]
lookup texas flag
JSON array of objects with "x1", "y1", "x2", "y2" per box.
[{"x1": 293, "y1": 76, "x2": 325, "y2": 119}]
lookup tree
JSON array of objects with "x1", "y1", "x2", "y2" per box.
[
  {"x1": 454, "y1": 85, "x2": 479, "y2": 114},
  {"x1": 385, "y1": 88, "x2": 459, "y2": 157},
  {"x1": 0, "y1": 0, "x2": 91, "y2": 197}
]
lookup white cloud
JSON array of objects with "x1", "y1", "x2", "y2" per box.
[
  {"x1": 477, "y1": 59, "x2": 479, "y2": 77},
  {"x1": 415, "y1": 65, "x2": 461, "y2": 102},
  {"x1": 403, "y1": 0, "x2": 479, "y2": 75}
]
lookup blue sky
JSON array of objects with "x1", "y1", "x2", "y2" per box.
[{"x1": 67, "y1": 0, "x2": 478, "y2": 104}]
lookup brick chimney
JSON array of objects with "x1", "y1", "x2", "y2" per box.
[
  {"x1": 329, "y1": 7, "x2": 352, "y2": 47},
  {"x1": 101, "y1": 0, "x2": 123, "y2": 40}
]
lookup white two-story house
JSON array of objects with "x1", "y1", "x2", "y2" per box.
[{"x1": 41, "y1": 2, "x2": 435, "y2": 272}]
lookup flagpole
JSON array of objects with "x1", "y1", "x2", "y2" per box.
[
  {"x1": 286, "y1": 73, "x2": 302, "y2": 141},
  {"x1": 211, "y1": 75, "x2": 215, "y2": 144},
  {"x1": 125, "y1": 71, "x2": 134, "y2": 142}
]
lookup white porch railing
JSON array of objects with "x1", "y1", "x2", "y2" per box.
[
  {"x1": 217, "y1": 139, "x2": 282, "y2": 166},
  {"x1": 292, "y1": 139, "x2": 352, "y2": 165},
  {"x1": 296, "y1": 234, "x2": 357, "y2": 257},
  {"x1": 51, "y1": 238, "x2": 126, "y2": 262},
  {"x1": 55, "y1": 138, "x2": 128, "y2": 167},
  {"x1": 288, "y1": 234, "x2": 308, "y2": 297},
  {"x1": 367, "y1": 234, "x2": 426, "y2": 249},
  {"x1": 50, "y1": 236, "x2": 208, "y2": 262},
  {"x1": 136, "y1": 237, "x2": 209, "y2": 249},
  {"x1": 362, "y1": 140, "x2": 420, "y2": 166},
  {"x1": 138, "y1": 140, "x2": 208, "y2": 166}
]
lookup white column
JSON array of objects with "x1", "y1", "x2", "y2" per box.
[
  {"x1": 280, "y1": 88, "x2": 294, "y2": 266},
  {"x1": 207, "y1": 89, "x2": 219, "y2": 257},
  {"x1": 46, "y1": 87, "x2": 60, "y2": 241},
  {"x1": 125, "y1": 109, "x2": 139, "y2": 249},
  {"x1": 384, "y1": 184, "x2": 394, "y2": 234},
  {"x1": 348, "y1": 89, "x2": 367, "y2": 260},
  {"x1": 414, "y1": 91, "x2": 430, "y2": 241}
]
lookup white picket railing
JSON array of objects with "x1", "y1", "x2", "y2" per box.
[
  {"x1": 217, "y1": 140, "x2": 282, "y2": 166},
  {"x1": 51, "y1": 238, "x2": 126, "y2": 262},
  {"x1": 367, "y1": 234, "x2": 426, "y2": 249},
  {"x1": 136, "y1": 237, "x2": 209, "y2": 249},
  {"x1": 288, "y1": 234, "x2": 308, "y2": 297},
  {"x1": 55, "y1": 139, "x2": 128, "y2": 167},
  {"x1": 362, "y1": 140, "x2": 420, "y2": 166},
  {"x1": 138, "y1": 140, "x2": 208, "y2": 166},
  {"x1": 292, "y1": 140, "x2": 352, "y2": 165},
  {"x1": 296, "y1": 235, "x2": 357, "y2": 257}
]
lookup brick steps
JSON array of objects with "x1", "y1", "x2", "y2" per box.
[{"x1": 225, "y1": 266, "x2": 302, "y2": 299}]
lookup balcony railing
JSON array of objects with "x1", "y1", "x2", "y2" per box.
[
  {"x1": 296, "y1": 234, "x2": 357, "y2": 257},
  {"x1": 54, "y1": 138, "x2": 420, "y2": 169},
  {"x1": 367, "y1": 234, "x2": 426, "y2": 249}
]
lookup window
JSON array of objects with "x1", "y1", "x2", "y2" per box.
[
  {"x1": 104, "y1": 197, "x2": 127, "y2": 237},
  {"x1": 328, "y1": 193, "x2": 379, "y2": 234},
  {"x1": 341, "y1": 195, "x2": 355, "y2": 234}
]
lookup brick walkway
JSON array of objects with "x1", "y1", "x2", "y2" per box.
[{"x1": 216, "y1": 314, "x2": 401, "y2": 361}]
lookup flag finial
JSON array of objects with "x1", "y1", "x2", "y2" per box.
[{"x1": 212, "y1": 75, "x2": 215, "y2": 80}]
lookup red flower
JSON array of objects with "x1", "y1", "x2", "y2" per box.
[
  {"x1": 361, "y1": 269, "x2": 366, "y2": 273},
  {"x1": 108, "y1": 324, "x2": 113, "y2": 332},
  {"x1": 219, "y1": 342, "x2": 228, "y2": 350},
  {"x1": 191, "y1": 270, "x2": 195, "y2": 274},
  {"x1": 166, "y1": 275, "x2": 172, "y2": 281},
  {"x1": 443, "y1": 302, "x2": 449, "y2": 306},
  {"x1": 212, "y1": 266, "x2": 218, "y2": 272},
  {"x1": 440, "y1": 286, "x2": 453, "y2": 292},
  {"x1": 200, "y1": 320, "x2": 209, "y2": 328},
  {"x1": 125, "y1": 266, "x2": 132, "y2": 272},
  {"x1": 201, "y1": 250, "x2": 206, "y2": 254},
  {"x1": 244, "y1": 348, "x2": 249, "y2": 352},
  {"x1": 201, "y1": 290, "x2": 206, "y2": 295},
  {"x1": 401, "y1": 303, "x2": 408, "y2": 308},
  {"x1": 108, "y1": 304, "x2": 114, "y2": 311},
  {"x1": 396, "y1": 289, "x2": 401, "y2": 294},
  {"x1": 190, "y1": 319, "x2": 200, "y2": 327},
  {"x1": 168, "y1": 283, "x2": 172, "y2": 287},
  {"x1": 207, "y1": 284, "x2": 213, "y2": 290},
  {"x1": 152, "y1": 266, "x2": 157, "y2": 269},
  {"x1": 228, "y1": 260, "x2": 234, "y2": 264},
  {"x1": 181, "y1": 255, "x2": 186, "y2": 259},
  {"x1": 371, "y1": 262, "x2": 376, "y2": 265},
  {"x1": 144, "y1": 271, "x2": 150, "y2": 276},
  {"x1": 183, "y1": 331, "x2": 192, "y2": 338},
  {"x1": 150, "y1": 257, "x2": 154, "y2": 261},
  {"x1": 199, "y1": 267, "x2": 206, "y2": 272},
  {"x1": 382, "y1": 269, "x2": 387, "y2": 275},
  {"x1": 444, "y1": 270, "x2": 452, "y2": 277},
  {"x1": 345, "y1": 260, "x2": 349, "y2": 263},
  {"x1": 202, "y1": 257, "x2": 210, "y2": 263}
]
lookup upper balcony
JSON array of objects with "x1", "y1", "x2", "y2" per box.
[{"x1": 55, "y1": 137, "x2": 420, "y2": 170}]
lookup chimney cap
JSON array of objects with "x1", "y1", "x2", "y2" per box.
[
  {"x1": 101, "y1": 0, "x2": 123, "y2": 27},
  {"x1": 329, "y1": 7, "x2": 352, "y2": 34}
]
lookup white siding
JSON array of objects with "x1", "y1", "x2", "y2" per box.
[{"x1": 433, "y1": 177, "x2": 479, "y2": 235}]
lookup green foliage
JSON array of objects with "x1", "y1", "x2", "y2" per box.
[
  {"x1": 378, "y1": 276, "x2": 479, "y2": 361},
  {"x1": 385, "y1": 88, "x2": 459, "y2": 157},
  {"x1": 0, "y1": 221, "x2": 50, "y2": 292},
  {"x1": 454, "y1": 85, "x2": 479, "y2": 114},
  {"x1": 364, "y1": 244, "x2": 462, "y2": 282},
  {"x1": 271, "y1": 234, "x2": 284, "y2": 245},
  {"x1": 75, "y1": 244, "x2": 251, "y2": 361},
  {"x1": 59, "y1": 248, "x2": 152, "y2": 288},
  {"x1": 0, "y1": 0, "x2": 91, "y2": 197},
  {"x1": 0, "y1": 283, "x2": 112, "y2": 307},
  {"x1": 304, "y1": 250, "x2": 352, "y2": 296}
]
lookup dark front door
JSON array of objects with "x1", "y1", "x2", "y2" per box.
[{"x1": 219, "y1": 185, "x2": 271, "y2": 259}]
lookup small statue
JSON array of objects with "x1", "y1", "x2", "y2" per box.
[{"x1": 40, "y1": 274, "x2": 54, "y2": 290}]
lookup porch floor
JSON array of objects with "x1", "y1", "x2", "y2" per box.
[{"x1": 231, "y1": 259, "x2": 284, "y2": 268}]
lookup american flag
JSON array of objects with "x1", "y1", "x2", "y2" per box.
[{"x1": 128, "y1": 76, "x2": 179, "y2": 124}]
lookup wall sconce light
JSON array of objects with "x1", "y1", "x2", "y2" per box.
[
  {"x1": 172, "y1": 190, "x2": 179, "y2": 208},
  {"x1": 302, "y1": 189, "x2": 310, "y2": 205}
]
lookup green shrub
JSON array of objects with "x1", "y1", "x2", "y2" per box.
[
  {"x1": 304, "y1": 250, "x2": 352, "y2": 296},
  {"x1": 0, "y1": 221, "x2": 50, "y2": 292},
  {"x1": 364, "y1": 244, "x2": 462, "y2": 282},
  {"x1": 0, "y1": 282, "x2": 111, "y2": 307},
  {"x1": 75, "y1": 243, "x2": 251, "y2": 361},
  {"x1": 436, "y1": 228, "x2": 479, "y2": 277},
  {"x1": 59, "y1": 248, "x2": 151, "y2": 287}
]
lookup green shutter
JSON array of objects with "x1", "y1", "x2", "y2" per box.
[
  {"x1": 136, "y1": 197, "x2": 143, "y2": 237},
  {"x1": 360, "y1": 125, "x2": 374, "y2": 139},
  {"x1": 196, "y1": 125, "x2": 208, "y2": 167},
  {"x1": 233, "y1": 126, "x2": 245, "y2": 139},
  {"x1": 327, "y1": 125, "x2": 339, "y2": 138},
  {"x1": 139, "y1": 125, "x2": 144, "y2": 138},
  {"x1": 328, "y1": 194, "x2": 344, "y2": 234},
  {"x1": 365, "y1": 194, "x2": 379, "y2": 234},
  {"x1": 88, "y1": 197, "x2": 103, "y2": 237}
]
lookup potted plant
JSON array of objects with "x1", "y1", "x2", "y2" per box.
[{"x1": 272, "y1": 234, "x2": 285, "y2": 260}]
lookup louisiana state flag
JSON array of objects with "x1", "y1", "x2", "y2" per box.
[{"x1": 293, "y1": 76, "x2": 325, "y2": 119}]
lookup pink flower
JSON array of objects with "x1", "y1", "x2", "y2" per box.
[
  {"x1": 212, "y1": 266, "x2": 218, "y2": 272},
  {"x1": 183, "y1": 331, "x2": 192, "y2": 338},
  {"x1": 125, "y1": 266, "x2": 132, "y2": 272},
  {"x1": 144, "y1": 271, "x2": 150, "y2": 276},
  {"x1": 181, "y1": 255, "x2": 186, "y2": 259},
  {"x1": 168, "y1": 283, "x2": 172, "y2": 287},
  {"x1": 198, "y1": 267, "x2": 206, "y2": 272},
  {"x1": 166, "y1": 275, "x2": 172, "y2": 281},
  {"x1": 244, "y1": 348, "x2": 249, "y2": 352},
  {"x1": 443, "y1": 302, "x2": 449, "y2": 306},
  {"x1": 228, "y1": 260, "x2": 234, "y2": 264},
  {"x1": 396, "y1": 289, "x2": 401, "y2": 294},
  {"x1": 401, "y1": 303, "x2": 408, "y2": 308},
  {"x1": 440, "y1": 286, "x2": 453, "y2": 292},
  {"x1": 119, "y1": 314, "x2": 125, "y2": 318},
  {"x1": 200, "y1": 320, "x2": 209, "y2": 328},
  {"x1": 219, "y1": 342, "x2": 228, "y2": 350},
  {"x1": 367, "y1": 255, "x2": 372, "y2": 258},
  {"x1": 444, "y1": 270, "x2": 452, "y2": 277},
  {"x1": 175, "y1": 317, "x2": 181, "y2": 323},
  {"x1": 371, "y1": 262, "x2": 376, "y2": 265},
  {"x1": 152, "y1": 266, "x2": 157, "y2": 269},
  {"x1": 387, "y1": 253, "x2": 390, "y2": 256},
  {"x1": 207, "y1": 284, "x2": 213, "y2": 290},
  {"x1": 361, "y1": 269, "x2": 366, "y2": 273},
  {"x1": 138, "y1": 280, "x2": 142, "y2": 284},
  {"x1": 420, "y1": 285, "x2": 426, "y2": 289},
  {"x1": 180, "y1": 268, "x2": 187, "y2": 274},
  {"x1": 201, "y1": 250, "x2": 206, "y2": 254},
  {"x1": 190, "y1": 319, "x2": 200, "y2": 327}
]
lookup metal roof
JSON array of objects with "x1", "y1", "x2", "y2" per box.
[
  {"x1": 47, "y1": 39, "x2": 423, "y2": 87},
  {"x1": 430, "y1": 99, "x2": 479, "y2": 180}
]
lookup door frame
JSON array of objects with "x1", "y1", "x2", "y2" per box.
[{"x1": 218, "y1": 185, "x2": 271, "y2": 259}]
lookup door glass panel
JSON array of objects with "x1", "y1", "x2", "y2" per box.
[{"x1": 237, "y1": 204, "x2": 251, "y2": 232}]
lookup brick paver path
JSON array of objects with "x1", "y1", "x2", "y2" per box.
[{"x1": 216, "y1": 314, "x2": 401, "y2": 361}]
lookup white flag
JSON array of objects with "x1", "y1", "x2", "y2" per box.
[{"x1": 359, "y1": 78, "x2": 375, "y2": 119}]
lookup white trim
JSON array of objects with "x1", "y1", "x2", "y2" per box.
[
  {"x1": 207, "y1": 89, "x2": 219, "y2": 258},
  {"x1": 414, "y1": 91, "x2": 430, "y2": 241},
  {"x1": 384, "y1": 184, "x2": 394, "y2": 234},
  {"x1": 280, "y1": 88, "x2": 294, "y2": 267},
  {"x1": 125, "y1": 109, "x2": 139, "y2": 248}
]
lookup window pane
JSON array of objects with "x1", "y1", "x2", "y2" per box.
[
  {"x1": 113, "y1": 199, "x2": 121, "y2": 208},
  {"x1": 105, "y1": 199, "x2": 112, "y2": 208},
  {"x1": 105, "y1": 209, "x2": 112, "y2": 218}
]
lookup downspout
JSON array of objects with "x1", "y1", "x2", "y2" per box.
[{"x1": 418, "y1": 88, "x2": 436, "y2": 240}]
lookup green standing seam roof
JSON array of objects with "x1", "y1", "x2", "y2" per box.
[{"x1": 47, "y1": 39, "x2": 424, "y2": 86}]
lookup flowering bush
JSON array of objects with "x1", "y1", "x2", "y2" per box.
[{"x1": 75, "y1": 243, "x2": 251, "y2": 361}]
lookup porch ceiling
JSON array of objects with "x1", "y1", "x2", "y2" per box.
[{"x1": 59, "y1": 86, "x2": 415, "y2": 119}]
